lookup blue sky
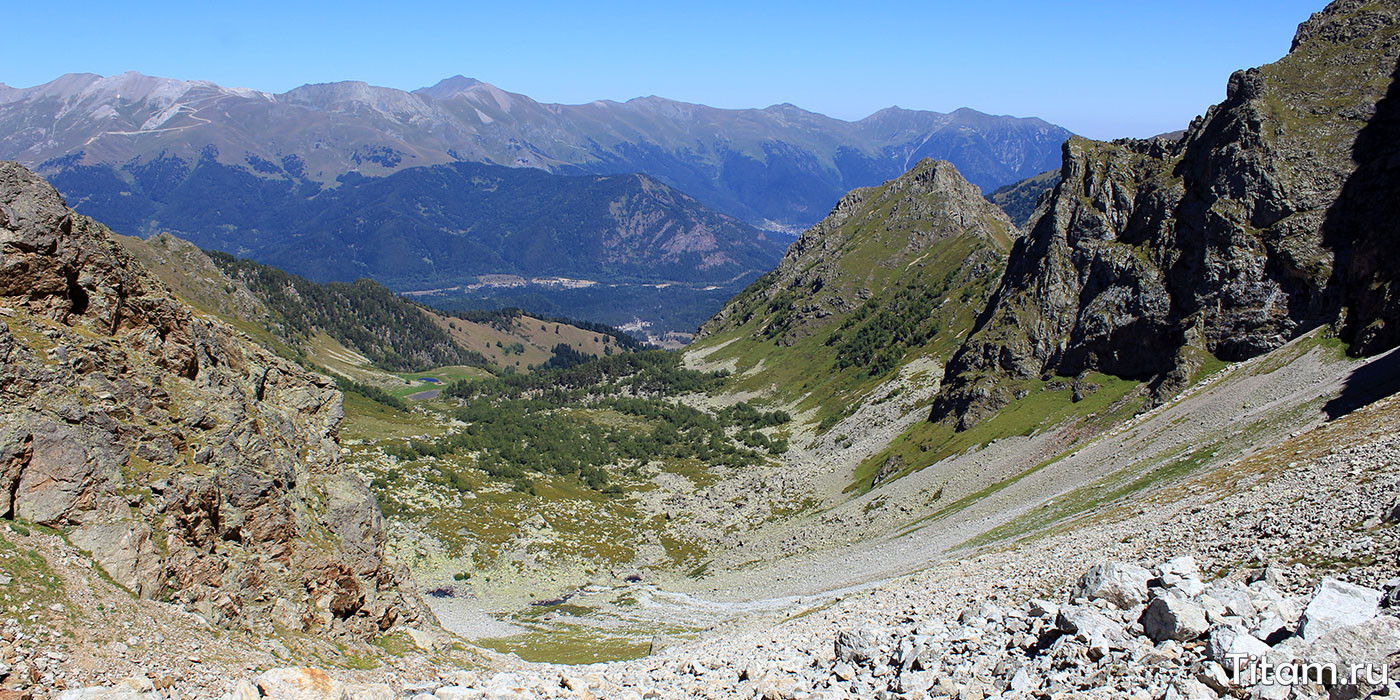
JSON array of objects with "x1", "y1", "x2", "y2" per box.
[{"x1": 5, "y1": 1, "x2": 1324, "y2": 139}]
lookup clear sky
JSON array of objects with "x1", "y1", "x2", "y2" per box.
[{"x1": 4, "y1": 0, "x2": 1326, "y2": 139}]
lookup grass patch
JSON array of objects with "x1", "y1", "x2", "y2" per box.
[
  {"x1": 476, "y1": 625, "x2": 655, "y2": 665},
  {"x1": 341, "y1": 391, "x2": 443, "y2": 442},
  {"x1": 962, "y1": 444, "x2": 1218, "y2": 548},
  {"x1": 850, "y1": 372, "x2": 1143, "y2": 493}
]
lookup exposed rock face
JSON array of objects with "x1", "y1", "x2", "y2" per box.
[
  {"x1": 697, "y1": 159, "x2": 1014, "y2": 346},
  {"x1": 0, "y1": 161, "x2": 422, "y2": 639},
  {"x1": 931, "y1": 0, "x2": 1400, "y2": 428}
]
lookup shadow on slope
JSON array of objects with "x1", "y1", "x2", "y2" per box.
[{"x1": 1325, "y1": 54, "x2": 1400, "y2": 356}]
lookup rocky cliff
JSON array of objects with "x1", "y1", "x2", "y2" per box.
[
  {"x1": 0, "y1": 161, "x2": 423, "y2": 639},
  {"x1": 931, "y1": 0, "x2": 1400, "y2": 429}
]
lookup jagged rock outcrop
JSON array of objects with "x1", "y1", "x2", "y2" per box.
[
  {"x1": 931, "y1": 0, "x2": 1400, "y2": 428},
  {"x1": 698, "y1": 159, "x2": 1014, "y2": 347},
  {"x1": 0, "y1": 161, "x2": 424, "y2": 639}
]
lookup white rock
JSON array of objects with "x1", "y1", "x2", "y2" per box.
[
  {"x1": 256, "y1": 668, "x2": 351, "y2": 700},
  {"x1": 1141, "y1": 592, "x2": 1209, "y2": 642},
  {"x1": 1159, "y1": 556, "x2": 1200, "y2": 582},
  {"x1": 434, "y1": 687, "x2": 482, "y2": 700},
  {"x1": 1171, "y1": 677, "x2": 1219, "y2": 700},
  {"x1": 1009, "y1": 667, "x2": 1037, "y2": 693},
  {"x1": 1205, "y1": 623, "x2": 1271, "y2": 675},
  {"x1": 55, "y1": 688, "x2": 158, "y2": 700},
  {"x1": 1294, "y1": 614, "x2": 1400, "y2": 695},
  {"x1": 405, "y1": 626, "x2": 442, "y2": 651},
  {"x1": 1203, "y1": 582, "x2": 1257, "y2": 619},
  {"x1": 1195, "y1": 661, "x2": 1230, "y2": 694},
  {"x1": 1073, "y1": 562, "x2": 1152, "y2": 609},
  {"x1": 899, "y1": 669, "x2": 937, "y2": 693},
  {"x1": 1296, "y1": 578, "x2": 1382, "y2": 641},
  {"x1": 1057, "y1": 605, "x2": 1131, "y2": 650},
  {"x1": 834, "y1": 625, "x2": 879, "y2": 664},
  {"x1": 1027, "y1": 599, "x2": 1060, "y2": 619},
  {"x1": 231, "y1": 680, "x2": 260, "y2": 700}
]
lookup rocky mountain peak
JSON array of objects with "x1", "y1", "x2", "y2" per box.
[
  {"x1": 929, "y1": 0, "x2": 1400, "y2": 430},
  {"x1": 698, "y1": 158, "x2": 1013, "y2": 345},
  {"x1": 413, "y1": 74, "x2": 486, "y2": 100}
]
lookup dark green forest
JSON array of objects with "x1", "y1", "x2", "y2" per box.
[{"x1": 382, "y1": 352, "x2": 791, "y2": 492}]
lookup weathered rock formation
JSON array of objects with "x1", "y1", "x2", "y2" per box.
[
  {"x1": 0, "y1": 160, "x2": 422, "y2": 639},
  {"x1": 932, "y1": 0, "x2": 1400, "y2": 428}
]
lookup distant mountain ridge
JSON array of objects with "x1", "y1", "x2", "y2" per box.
[
  {"x1": 47, "y1": 157, "x2": 783, "y2": 289},
  {"x1": 0, "y1": 71, "x2": 1073, "y2": 230}
]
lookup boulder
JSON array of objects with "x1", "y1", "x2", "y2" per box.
[
  {"x1": 347, "y1": 685, "x2": 395, "y2": 700},
  {"x1": 1203, "y1": 581, "x2": 1257, "y2": 620},
  {"x1": 1141, "y1": 592, "x2": 1210, "y2": 642},
  {"x1": 68, "y1": 517, "x2": 163, "y2": 598},
  {"x1": 1056, "y1": 605, "x2": 1132, "y2": 651},
  {"x1": 1072, "y1": 562, "x2": 1151, "y2": 609},
  {"x1": 834, "y1": 625, "x2": 880, "y2": 664},
  {"x1": 1008, "y1": 667, "x2": 1038, "y2": 694},
  {"x1": 1027, "y1": 598, "x2": 1060, "y2": 619},
  {"x1": 1167, "y1": 677, "x2": 1220, "y2": 700},
  {"x1": 1195, "y1": 661, "x2": 1231, "y2": 694},
  {"x1": 1297, "y1": 578, "x2": 1382, "y2": 641},
  {"x1": 13, "y1": 420, "x2": 113, "y2": 526},
  {"x1": 1158, "y1": 556, "x2": 1207, "y2": 597},
  {"x1": 1205, "y1": 623, "x2": 1271, "y2": 675},
  {"x1": 1382, "y1": 578, "x2": 1400, "y2": 609},
  {"x1": 231, "y1": 680, "x2": 260, "y2": 700},
  {"x1": 55, "y1": 679, "x2": 157, "y2": 700},
  {"x1": 256, "y1": 667, "x2": 350, "y2": 700},
  {"x1": 1294, "y1": 614, "x2": 1400, "y2": 693}
]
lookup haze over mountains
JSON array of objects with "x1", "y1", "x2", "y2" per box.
[{"x1": 0, "y1": 71, "x2": 1072, "y2": 231}]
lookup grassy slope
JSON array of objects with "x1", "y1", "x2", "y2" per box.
[
  {"x1": 118, "y1": 233, "x2": 620, "y2": 385},
  {"x1": 688, "y1": 165, "x2": 1012, "y2": 432}
]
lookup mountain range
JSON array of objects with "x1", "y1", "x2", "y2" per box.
[
  {"x1": 47, "y1": 157, "x2": 783, "y2": 290},
  {"x1": 0, "y1": 71, "x2": 1072, "y2": 231}
]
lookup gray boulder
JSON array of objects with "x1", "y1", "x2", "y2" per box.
[
  {"x1": 834, "y1": 625, "x2": 880, "y2": 665},
  {"x1": 68, "y1": 516, "x2": 164, "y2": 598},
  {"x1": 1158, "y1": 556, "x2": 1207, "y2": 597},
  {"x1": 1297, "y1": 578, "x2": 1382, "y2": 641},
  {"x1": 1141, "y1": 592, "x2": 1210, "y2": 642},
  {"x1": 1205, "y1": 623, "x2": 1271, "y2": 674},
  {"x1": 1072, "y1": 561, "x2": 1152, "y2": 609},
  {"x1": 13, "y1": 420, "x2": 116, "y2": 525},
  {"x1": 1057, "y1": 605, "x2": 1132, "y2": 651},
  {"x1": 1294, "y1": 614, "x2": 1400, "y2": 698},
  {"x1": 1203, "y1": 581, "x2": 1258, "y2": 620}
]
